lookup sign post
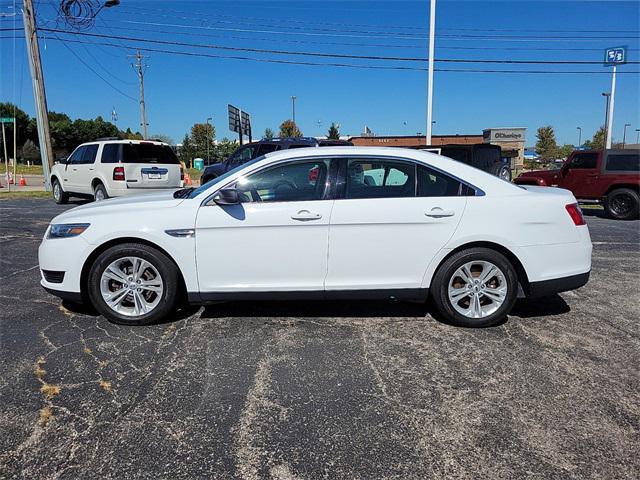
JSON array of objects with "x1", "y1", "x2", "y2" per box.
[
  {"x1": 0, "y1": 117, "x2": 14, "y2": 191},
  {"x1": 604, "y1": 46, "x2": 626, "y2": 149}
]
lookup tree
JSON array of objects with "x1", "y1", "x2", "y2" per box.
[
  {"x1": 0, "y1": 103, "x2": 36, "y2": 160},
  {"x1": 584, "y1": 126, "x2": 606, "y2": 151},
  {"x1": 279, "y1": 119, "x2": 302, "y2": 138},
  {"x1": 213, "y1": 138, "x2": 238, "y2": 163},
  {"x1": 558, "y1": 144, "x2": 574, "y2": 159},
  {"x1": 20, "y1": 140, "x2": 40, "y2": 163},
  {"x1": 151, "y1": 133, "x2": 174, "y2": 145},
  {"x1": 122, "y1": 128, "x2": 143, "y2": 140},
  {"x1": 190, "y1": 122, "x2": 216, "y2": 160},
  {"x1": 535, "y1": 126, "x2": 560, "y2": 161},
  {"x1": 179, "y1": 134, "x2": 195, "y2": 166},
  {"x1": 327, "y1": 123, "x2": 340, "y2": 140},
  {"x1": 263, "y1": 128, "x2": 275, "y2": 139}
]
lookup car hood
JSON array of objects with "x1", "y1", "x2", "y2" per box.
[
  {"x1": 50, "y1": 191, "x2": 185, "y2": 224},
  {"x1": 518, "y1": 168, "x2": 560, "y2": 179}
]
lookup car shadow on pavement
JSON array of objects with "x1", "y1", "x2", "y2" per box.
[
  {"x1": 511, "y1": 294, "x2": 570, "y2": 318},
  {"x1": 581, "y1": 208, "x2": 607, "y2": 219}
]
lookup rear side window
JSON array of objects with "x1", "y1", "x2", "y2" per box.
[
  {"x1": 256, "y1": 144, "x2": 280, "y2": 156},
  {"x1": 122, "y1": 144, "x2": 180, "y2": 164},
  {"x1": 81, "y1": 144, "x2": 99, "y2": 164},
  {"x1": 346, "y1": 159, "x2": 416, "y2": 199},
  {"x1": 101, "y1": 144, "x2": 120, "y2": 163},
  {"x1": 570, "y1": 153, "x2": 598, "y2": 169},
  {"x1": 418, "y1": 165, "x2": 462, "y2": 197},
  {"x1": 606, "y1": 153, "x2": 640, "y2": 172}
]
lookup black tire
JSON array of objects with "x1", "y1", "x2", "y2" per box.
[
  {"x1": 430, "y1": 247, "x2": 518, "y2": 328},
  {"x1": 604, "y1": 188, "x2": 639, "y2": 220},
  {"x1": 494, "y1": 164, "x2": 512, "y2": 182},
  {"x1": 93, "y1": 183, "x2": 109, "y2": 202},
  {"x1": 87, "y1": 243, "x2": 180, "y2": 325},
  {"x1": 52, "y1": 178, "x2": 69, "y2": 204}
]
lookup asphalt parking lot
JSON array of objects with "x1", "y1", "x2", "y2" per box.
[{"x1": 0, "y1": 198, "x2": 638, "y2": 479}]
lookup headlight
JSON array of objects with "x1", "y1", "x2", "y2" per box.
[{"x1": 47, "y1": 223, "x2": 90, "y2": 239}]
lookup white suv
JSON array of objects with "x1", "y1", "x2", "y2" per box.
[{"x1": 51, "y1": 139, "x2": 183, "y2": 203}]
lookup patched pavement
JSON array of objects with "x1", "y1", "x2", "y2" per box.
[{"x1": 1, "y1": 199, "x2": 638, "y2": 479}]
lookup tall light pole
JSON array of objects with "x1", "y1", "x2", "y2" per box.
[
  {"x1": 636, "y1": 129, "x2": 640, "y2": 144},
  {"x1": 602, "y1": 92, "x2": 610, "y2": 147},
  {"x1": 576, "y1": 127, "x2": 582, "y2": 147},
  {"x1": 291, "y1": 96, "x2": 297, "y2": 124},
  {"x1": 606, "y1": 65, "x2": 617, "y2": 149},
  {"x1": 622, "y1": 123, "x2": 631, "y2": 148},
  {"x1": 425, "y1": 0, "x2": 436, "y2": 145},
  {"x1": 206, "y1": 117, "x2": 212, "y2": 164}
]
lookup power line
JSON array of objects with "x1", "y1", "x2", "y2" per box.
[
  {"x1": 38, "y1": 28, "x2": 640, "y2": 65},
  {"x1": 24, "y1": 35, "x2": 640, "y2": 75}
]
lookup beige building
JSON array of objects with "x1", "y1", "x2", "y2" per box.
[{"x1": 482, "y1": 128, "x2": 527, "y2": 169}]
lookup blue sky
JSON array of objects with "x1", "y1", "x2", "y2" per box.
[{"x1": 1, "y1": 0, "x2": 639, "y2": 146}]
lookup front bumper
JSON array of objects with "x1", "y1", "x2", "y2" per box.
[
  {"x1": 38, "y1": 234, "x2": 93, "y2": 295},
  {"x1": 527, "y1": 271, "x2": 590, "y2": 298}
]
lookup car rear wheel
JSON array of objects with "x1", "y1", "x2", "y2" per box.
[
  {"x1": 52, "y1": 178, "x2": 69, "y2": 204},
  {"x1": 87, "y1": 243, "x2": 179, "y2": 325},
  {"x1": 431, "y1": 247, "x2": 518, "y2": 327},
  {"x1": 604, "y1": 188, "x2": 639, "y2": 220},
  {"x1": 93, "y1": 183, "x2": 108, "y2": 202},
  {"x1": 494, "y1": 164, "x2": 512, "y2": 182}
]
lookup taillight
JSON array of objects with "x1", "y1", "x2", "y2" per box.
[
  {"x1": 565, "y1": 203, "x2": 585, "y2": 226},
  {"x1": 113, "y1": 166, "x2": 125, "y2": 181}
]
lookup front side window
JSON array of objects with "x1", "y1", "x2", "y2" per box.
[
  {"x1": 67, "y1": 146, "x2": 86, "y2": 164},
  {"x1": 570, "y1": 153, "x2": 598, "y2": 169},
  {"x1": 81, "y1": 144, "x2": 99, "y2": 164},
  {"x1": 346, "y1": 159, "x2": 415, "y2": 199},
  {"x1": 235, "y1": 160, "x2": 329, "y2": 203}
]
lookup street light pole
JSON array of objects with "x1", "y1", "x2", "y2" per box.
[
  {"x1": 291, "y1": 96, "x2": 297, "y2": 124},
  {"x1": 602, "y1": 92, "x2": 610, "y2": 146},
  {"x1": 622, "y1": 123, "x2": 631, "y2": 148},
  {"x1": 636, "y1": 129, "x2": 640, "y2": 144},
  {"x1": 206, "y1": 117, "x2": 212, "y2": 164},
  {"x1": 576, "y1": 127, "x2": 582, "y2": 147},
  {"x1": 606, "y1": 65, "x2": 617, "y2": 149},
  {"x1": 425, "y1": 0, "x2": 436, "y2": 145}
]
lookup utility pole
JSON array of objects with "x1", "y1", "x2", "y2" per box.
[
  {"x1": 22, "y1": 0, "x2": 53, "y2": 190},
  {"x1": 606, "y1": 65, "x2": 616, "y2": 149},
  {"x1": 622, "y1": 123, "x2": 631, "y2": 148},
  {"x1": 130, "y1": 51, "x2": 149, "y2": 139},
  {"x1": 291, "y1": 96, "x2": 297, "y2": 124},
  {"x1": 425, "y1": 0, "x2": 436, "y2": 146},
  {"x1": 602, "y1": 92, "x2": 610, "y2": 146}
]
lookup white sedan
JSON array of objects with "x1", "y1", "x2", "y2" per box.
[{"x1": 38, "y1": 147, "x2": 592, "y2": 327}]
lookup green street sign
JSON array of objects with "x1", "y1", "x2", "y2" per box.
[{"x1": 0, "y1": 117, "x2": 15, "y2": 123}]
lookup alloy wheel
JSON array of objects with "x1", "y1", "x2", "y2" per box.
[
  {"x1": 447, "y1": 260, "x2": 508, "y2": 319},
  {"x1": 99, "y1": 256, "x2": 164, "y2": 317},
  {"x1": 53, "y1": 182, "x2": 61, "y2": 201}
]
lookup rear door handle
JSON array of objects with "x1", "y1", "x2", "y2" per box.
[
  {"x1": 291, "y1": 210, "x2": 322, "y2": 221},
  {"x1": 425, "y1": 208, "x2": 455, "y2": 218}
]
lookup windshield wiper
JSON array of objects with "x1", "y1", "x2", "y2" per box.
[{"x1": 173, "y1": 187, "x2": 195, "y2": 199}]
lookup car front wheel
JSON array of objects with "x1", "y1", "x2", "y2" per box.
[
  {"x1": 431, "y1": 247, "x2": 518, "y2": 327},
  {"x1": 87, "y1": 243, "x2": 179, "y2": 325}
]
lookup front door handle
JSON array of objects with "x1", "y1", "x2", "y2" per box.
[
  {"x1": 425, "y1": 208, "x2": 455, "y2": 218},
  {"x1": 291, "y1": 210, "x2": 322, "y2": 221}
]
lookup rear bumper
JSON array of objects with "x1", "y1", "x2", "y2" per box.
[{"x1": 527, "y1": 271, "x2": 590, "y2": 298}]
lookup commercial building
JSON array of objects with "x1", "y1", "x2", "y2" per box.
[{"x1": 349, "y1": 127, "x2": 527, "y2": 170}]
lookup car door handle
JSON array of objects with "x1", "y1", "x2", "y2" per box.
[
  {"x1": 291, "y1": 210, "x2": 322, "y2": 221},
  {"x1": 425, "y1": 208, "x2": 455, "y2": 218}
]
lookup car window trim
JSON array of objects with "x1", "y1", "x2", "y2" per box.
[{"x1": 201, "y1": 153, "x2": 485, "y2": 206}]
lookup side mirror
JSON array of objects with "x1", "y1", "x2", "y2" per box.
[{"x1": 213, "y1": 188, "x2": 240, "y2": 206}]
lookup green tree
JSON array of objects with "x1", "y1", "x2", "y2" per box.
[
  {"x1": 535, "y1": 126, "x2": 560, "y2": 161},
  {"x1": 121, "y1": 128, "x2": 143, "y2": 140},
  {"x1": 190, "y1": 122, "x2": 216, "y2": 160},
  {"x1": 279, "y1": 119, "x2": 302, "y2": 138},
  {"x1": 327, "y1": 123, "x2": 340, "y2": 140},
  {"x1": 263, "y1": 128, "x2": 275, "y2": 139},
  {"x1": 179, "y1": 134, "x2": 195, "y2": 165},
  {"x1": 213, "y1": 138, "x2": 238, "y2": 163},
  {"x1": 584, "y1": 126, "x2": 606, "y2": 150},
  {"x1": 20, "y1": 139, "x2": 40, "y2": 163},
  {"x1": 558, "y1": 144, "x2": 574, "y2": 159}
]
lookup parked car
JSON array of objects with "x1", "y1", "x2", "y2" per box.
[
  {"x1": 515, "y1": 149, "x2": 640, "y2": 220},
  {"x1": 39, "y1": 147, "x2": 591, "y2": 328},
  {"x1": 50, "y1": 139, "x2": 183, "y2": 204},
  {"x1": 413, "y1": 144, "x2": 512, "y2": 181},
  {"x1": 199, "y1": 137, "x2": 353, "y2": 184}
]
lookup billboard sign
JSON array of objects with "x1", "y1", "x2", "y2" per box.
[
  {"x1": 228, "y1": 104, "x2": 241, "y2": 133},
  {"x1": 241, "y1": 110, "x2": 251, "y2": 138}
]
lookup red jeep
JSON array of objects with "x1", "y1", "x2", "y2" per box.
[{"x1": 515, "y1": 149, "x2": 640, "y2": 220}]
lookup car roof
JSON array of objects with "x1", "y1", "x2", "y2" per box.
[{"x1": 79, "y1": 139, "x2": 168, "y2": 146}]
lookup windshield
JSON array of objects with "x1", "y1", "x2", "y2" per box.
[{"x1": 187, "y1": 156, "x2": 265, "y2": 199}]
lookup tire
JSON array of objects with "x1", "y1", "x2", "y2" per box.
[
  {"x1": 604, "y1": 188, "x2": 639, "y2": 220},
  {"x1": 87, "y1": 243, "x2": 180, "y2": 325},
  {"x1": 52, "y1": 178, "x2": 69, "y2": 204},
  {"x1": 430, "y1": 247, "x2": 518, "y2": 328},
  {"x1": 494, "y1": 164, "x2": 512, "y2": 182},
  {"x1": 93, "y1": 183, "x2": 108, "y2": 202}
]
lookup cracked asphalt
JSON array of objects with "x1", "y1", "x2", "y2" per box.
[{"x1": 0, "y1": 199, "x2": 638, "y2": 479}]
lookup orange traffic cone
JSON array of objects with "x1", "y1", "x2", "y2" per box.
[
  {"x1": 184, "y1": 173, "x2": 192, "y2": 186},
  {"x1": 19, "y1": 175, "x2": 27, "y2": 187}
]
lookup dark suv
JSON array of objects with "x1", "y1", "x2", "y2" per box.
[{"x1": 200, "y1": 137, "x2": 353, "y2": 184}]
